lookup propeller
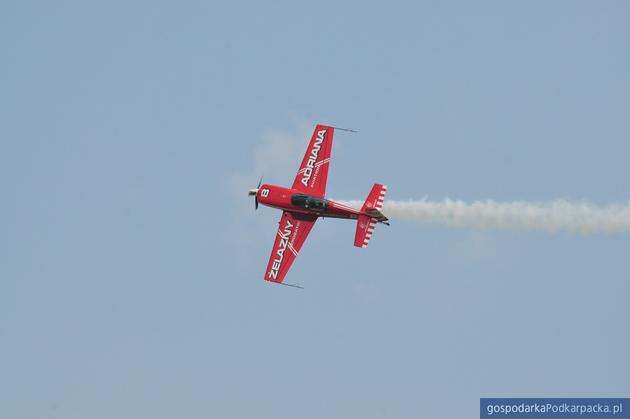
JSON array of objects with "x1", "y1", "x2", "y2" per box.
[{"x1": 248, "y1": 176, "x2": 263, "y2": 210}]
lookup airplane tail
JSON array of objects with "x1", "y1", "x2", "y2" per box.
[{"x1": 354, "y1": 184, "x2": 389, "y2": 248}]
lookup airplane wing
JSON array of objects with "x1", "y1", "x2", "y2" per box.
[
  {"x1": 264, "y1": 211, "x2": 317, "y2": 285},
  {"x1": 291, "y1": 124, "x2": 335, "y2": 198}
]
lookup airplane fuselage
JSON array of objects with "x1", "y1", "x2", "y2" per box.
[{"x1": 255, "y1": 184, "x2": 361, "y2": 220}]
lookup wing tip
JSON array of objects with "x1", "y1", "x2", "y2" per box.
[
  {"x1": 330, "y1": 125, "x2": 357, "y2": 133},
  {"x1": 265, "y1": 279, "x2": 304, "y2": 289}
]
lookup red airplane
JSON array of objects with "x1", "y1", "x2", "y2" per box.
[{"x1": 249, "y1": 124, "x2": 389, "y2": 287}]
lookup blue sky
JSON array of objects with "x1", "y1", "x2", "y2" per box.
[{"x1": 1, "y1": 1, "x2": 629, "y2": 418}]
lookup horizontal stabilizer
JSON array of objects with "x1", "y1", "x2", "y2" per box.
[
  {"x1": 354, "y1": 214, "x2": 377, "y2": 248},
  {"x1": 354, "y1": 184, "x2": 388, "y2": 248}
]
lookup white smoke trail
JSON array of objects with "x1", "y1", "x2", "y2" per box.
[{"x1": 343, "y1": 199, "x2": 630, "y2": 234}]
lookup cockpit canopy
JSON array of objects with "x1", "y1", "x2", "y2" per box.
[{"x1": 291, "y1": 193, "x2": 329, "y2": 211}]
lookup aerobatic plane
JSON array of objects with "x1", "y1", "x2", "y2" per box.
[{"x1": 248, "y1": 124, "x2": 389, "y2": 287}]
